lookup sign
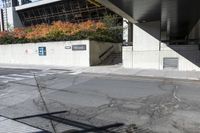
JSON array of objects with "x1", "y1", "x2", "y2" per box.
[
  {"x1": 38, "y1": 47, "x2": 46, "y2": 56},
  {"x1": 72, "y1": 45, "x2": 86, "y2": 51}
]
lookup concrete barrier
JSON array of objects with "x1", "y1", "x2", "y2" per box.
[{"x1": 0, "y1": 40, "x2": 121, "y2": 67}]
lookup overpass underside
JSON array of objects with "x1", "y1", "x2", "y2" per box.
[
  {"x1": 97, "y1": 0, "x2": 200, "y2": 44},
  {"x1": 96, "y1": 0, "x2": 200, "y2": 71},
  {"x1": 0, "y1": 0, "x2": 121, "y2": 30}
]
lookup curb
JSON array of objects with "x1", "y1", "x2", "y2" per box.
[
  {"x1": 81, "y1": 71, "x2": 200, "y2": 82},
  {"x1": 0, "y1": 65, "x2": 199, "y2": 82}
]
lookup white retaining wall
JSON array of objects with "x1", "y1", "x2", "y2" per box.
[
  {"x1": 122, "y1": 46, "x2": 133, "y2": 68},
  {"x1": 0, "y1": 40, "x2": 120, "y2": 67},
  {"x1": 123, "y1": 44, "x2": 200, "y2": 71},
  {"x1": 123, "y1": 22, "x2": 200, "y2": 71}
]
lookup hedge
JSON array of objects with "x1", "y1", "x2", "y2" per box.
[{"x1": 0, "y1": 20, "x2": 123, "y2": 44}]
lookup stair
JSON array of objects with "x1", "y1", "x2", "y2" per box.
[{"x1": 100, "y1": 53, "x2": 122, "y2": 65}]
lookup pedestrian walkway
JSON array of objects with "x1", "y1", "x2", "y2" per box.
[
  {"x1": 81, "y1": 65, "x2": 200, "y2": 81},
  {"x1": 0, "y1": 64, "x2": 200, "y2": 81}
]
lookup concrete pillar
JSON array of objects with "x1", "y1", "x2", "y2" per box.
[
  {"x1": 123, "y1": 18, "x2": 133, "y2": 44},
  {"x1": 1, "y1": 6, "x2": 23, "y2": 31},
  {"x1": 0, "y1": 9, "x2": 4, "y2": 31},
  {"x1": 18, "y1": 0, "x2": 22, "y2": 5},
  {"x1": 122, "y1": 46, "x2": 133, "y2": 68}
]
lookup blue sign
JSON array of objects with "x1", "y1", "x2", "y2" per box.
[{"x1": 38, "y1": 47, "x2": 46, "y2": 56}]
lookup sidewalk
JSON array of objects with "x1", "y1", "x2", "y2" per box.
[
  {"x1": 80, "y1": 65, "x2": 200, "y2": 81},
  {"x1": 0, "y1": 64, "x2": 200, "y2": 81}
]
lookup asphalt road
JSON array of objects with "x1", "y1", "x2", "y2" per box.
[{"x1": 0, "y1": 68, "x2": 200, "y2": 133}]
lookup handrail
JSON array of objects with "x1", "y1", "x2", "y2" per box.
[{"x1": 99, "y1": 45, "x2": 114, "y2": 59}]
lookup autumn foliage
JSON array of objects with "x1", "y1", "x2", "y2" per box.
[{"x1": 0, "y1": 20, "x2": 122, "y2": 44}]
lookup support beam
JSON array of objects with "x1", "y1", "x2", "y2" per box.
[{"x1": 95, "y1": 0, "x2": 137, "y2": 24}]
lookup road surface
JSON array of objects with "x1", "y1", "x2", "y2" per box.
[{"x1": 0, "y1": 68, "x2": 200, "y2": 133}]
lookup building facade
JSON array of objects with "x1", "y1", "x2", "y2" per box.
[
  {"x1": 0, "y1": 0, "x2": 200, "y2": 71},
  {"x1": 0, "y1": 0, "x2": 118, "y2": 31}
]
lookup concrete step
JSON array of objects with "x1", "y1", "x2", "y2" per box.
[{"x1": 100, "y1": 53, "x2": 122, "y2": 65}]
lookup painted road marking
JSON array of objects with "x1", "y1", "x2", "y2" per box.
[
  {"x1": 0, "y1": 76, "x2": 24, "y2": 80},
  {"x1": 0, "y1": 69, "x2": 82, "y2": 83}
]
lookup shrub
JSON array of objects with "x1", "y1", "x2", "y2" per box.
[
  {"x1": 0, "y1": 32, "x2": 15, "y2": 44},
  {"x1": 13, "y1": 28, "x2": 26, "y2": 39},
  {"x1": 0, "y1": 19, "x2": 122, "y2": 44},
  {"x1": 26, "y1": 24, "x2": 50, "y2": 40}
]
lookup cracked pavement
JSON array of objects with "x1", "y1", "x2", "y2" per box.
[{"x1": 0, "y1": 68, "x2": 200, "y2": 133}]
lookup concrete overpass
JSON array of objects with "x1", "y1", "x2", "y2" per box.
[
  {"x1": 96, "y1": 0, "x2": 200, "y2": 42},
  {"x1": 96, "y1": 0, "x2": 200, "y2": 71}
]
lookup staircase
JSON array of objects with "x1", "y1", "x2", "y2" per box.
[{"x1": 100, "y1": 53, "x2": 122, "y2": 65}]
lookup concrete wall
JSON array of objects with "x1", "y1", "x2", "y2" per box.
[
  {"x1": 133, "y1": 21, "x2": 160, "y2": 51},
  {"x1": 0, "y1": 40, "x2": 90, "y2": 67},
  {"x1": 122, "y1": 46, "x2": 133, "y2": 68},
  {"x1": 123, "y1": 44, "x2": 200, "y2": 71},
  {"x1": 0, "y1": 40, "x2": 120, "y2": 67},
  {"x1": 131, "y1": 21, "x2": 161, "y2": 69},
  {"x1": 160, "y1": 44, "x2": 200, "y2": 71},
  {"x1": 123, "y1": 22, "x2": 200, "y2": 71}
]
